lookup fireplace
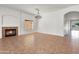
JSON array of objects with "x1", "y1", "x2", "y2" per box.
[
  {"x1": 2, "y1": 27, "x2": 18, "y2": 38},
  {"x1": 5, "y1": 29, "x2": 16, "y2": 37}
]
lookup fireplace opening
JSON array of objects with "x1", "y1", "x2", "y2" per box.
[
  {"x1": 2, "y1": 27, "x2": 18, "y2": 38},
  {"x1": 5, "y1": 29, "x2": 16, "y2": 37}
]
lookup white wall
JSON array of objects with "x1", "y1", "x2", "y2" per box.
[
  {"x1": 38, "y1": 5, "x2": 79, "y2": 36},
  {"x1": 2, "y1": 15, "x2": 19, "y2": 27},
  {"x1": 0, "y1": 7, "x2": 36, "y2": 38},
  {"x1": 38, "y1": 12, "x2": 64, "y2": 36}
]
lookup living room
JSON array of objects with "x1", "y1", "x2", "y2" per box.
[{"x1": 0, "y1": 4, "x2": 79, "y2": 53}]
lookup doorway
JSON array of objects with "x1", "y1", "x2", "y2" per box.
[
  {"x1": 64, "y1": 11, "x2": 79, "y2": 39},
  {"x1": 70, "y1": 20, "x2": 79, "y2": 39}
]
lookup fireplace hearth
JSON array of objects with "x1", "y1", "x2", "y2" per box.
[{"x1": 2, "y1": 27, "x2": 18, "y2": 38}]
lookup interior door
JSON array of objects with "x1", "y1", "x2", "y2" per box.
[{"x1": 24, "y1": 20, "x2": 33, "y2": 30}]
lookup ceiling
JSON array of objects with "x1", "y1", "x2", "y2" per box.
[{"x1": 0, "y1": 4, "x2": 75, "y2": 14}]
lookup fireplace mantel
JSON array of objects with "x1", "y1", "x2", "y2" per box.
[{"x1": 2, "y1": 26, "x2": 18, "y2": 27}]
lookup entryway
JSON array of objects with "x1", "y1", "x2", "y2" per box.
[{"x1": 64, "y1": 11, "x2": 79, "y2": 39}]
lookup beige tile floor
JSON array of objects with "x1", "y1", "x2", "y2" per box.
[{"x1": 0, "y1": 32, "x2": 79, "y2": 54}]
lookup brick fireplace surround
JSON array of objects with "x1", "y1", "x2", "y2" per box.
[{"x1": 2, "y1": 27, "x2": 18, "y2": 38}]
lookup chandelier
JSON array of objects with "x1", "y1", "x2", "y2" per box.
[{"x1": 34, "y1": 8, "x2": 42, "y2": 19}]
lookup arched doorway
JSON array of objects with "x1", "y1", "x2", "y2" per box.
[{"x1": 64, "y1": 11, "x2": 79, "y2": 39}]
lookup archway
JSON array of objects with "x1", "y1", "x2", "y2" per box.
[{"x1": 64, "y1": 11, "x2": 79, "y2": 39}]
